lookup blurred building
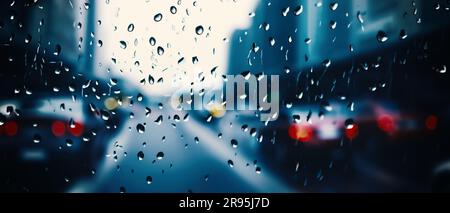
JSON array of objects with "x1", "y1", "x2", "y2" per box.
[{"x1": 227, "y1": 0, "x2": 448, "y2": 75}]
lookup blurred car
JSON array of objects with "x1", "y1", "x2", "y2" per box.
[
  {"x1": 0, "y1": 0, "x2": 137, "y2": 192},
  {"x1": 222, "y1": 0, "x2": 450, "y2": 192},
  {"x1": 0, "y1": 74, "x2": 135, "y2": 192}
]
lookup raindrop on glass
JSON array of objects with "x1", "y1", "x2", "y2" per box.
[
  {"x1": 170, "y1": 6, "x2": 177, "y2": 14},
  {"x1": 329, "y1": 20, "x2": 337, "y2": 29},
  {"x1": 376, "y1": 31, "x2": 388, "y2": 43},
  {"x1": 195, "y1": 25, "x2": 204, "y2": 35},
  {"x1": 149, "y1": 37, "x2": 156, "y2": 46},
  {"x1": 154, "y1": 115, "x2": 163, "y2": 125},
  {"x1": 33, "y1": 134, "x2": 41, "y2": 143},
  {"x1": 157, "y1": 46, "x2": 164, "y2": 55},
  {"x1": 53, "y1": 44, "x2": 62, "y2": 56},
  {"x1": 136, "y1": 123, "x2": 145, "y2": 133},
  {"x1": 119, "y1": 40, "x2": 127, "y2": 49},
  {"x1": 231, "y1": 139, "x2": 238, "y2": 148},
  {"x1": 24, "y1": 34, "x2": 32, "y2": 44},
  {"x1": 137, "y1": 151, "x2": 145, "y2": 160},
  {"x1": 344, "y1": 118, "x2": 355, "y2": 129},
  {"x1": 329, "y1": 2, "x2": 338, "y2": 11},
  {"x1": 399, "y1": 29, "x2": 408, "y2": 40},
  {"x1": 146, "y1": 176, "x2": 153, "y2": 184},
  {"x1": 294, "y1": 5, "x2": 303, "y2": 16},
  {"x1": 127, "y1": 23, "x2": 135, "y2": 32},
  {"x1": 228, "y1": 160, "x2": 234, "y2": 168},
  {"x1": 256, "y1": 167, "x2": 262, "y2": 174},
  {"x1": 156, "y1": 152, "x2": 164, "y2": 160},
  {"x1": 154, "y1": 13, "x2": 163, "y2": 22}
]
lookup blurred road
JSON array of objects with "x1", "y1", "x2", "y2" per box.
[{"x1": 70, "y1": 100, "x2": 295, "y2": 193}]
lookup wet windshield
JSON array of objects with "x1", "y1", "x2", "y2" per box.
[{"x1": 1, "y1": 0, "x2": 450, "y2": 193}]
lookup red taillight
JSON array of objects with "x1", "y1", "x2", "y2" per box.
[
  {"x1": 345, "y1": 124, "x2": 359, "y2": 140},
  {"x1": 4, "y1": 121, "x2": 18, "y2": 136},
  {"x1": 425, "y1": 115, "x2": 438, "y2": 131},
  {"x1": 67, "y1": 121, "x2": 84, "y2": 137},
  {"x1": 289, "y1": 123, "x2": 314, "y2": 142},
  {"x1": 377, "y1": 115, "x2": 396, "y2": 133},
  {"x1": 52, "y1": 121, "x2": 66, "y2": 137}
]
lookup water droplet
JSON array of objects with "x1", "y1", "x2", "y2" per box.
[
  {"x1": 281, "y1": 7, "x2": 290, "y2": 17},
  {"x1": 195, "y1": 25, "x2": 204, "y2": 35},
  {"x1": 137, "y1": 151, "x2": 145, "y2": 160},
  {"x1": 24, "y1": 34, "x2": 32, "y2": 44},
  {"x1": 252, "y1": 42, "x2": 260, "y2": 53},
  {"x1": 154, "y1": 115, "x2": 163, "y2": 125},
  {"x1": 66, "y1": 139, "x2": 73, "y2": 147},
  {"x1": 137, "y1": 93, "x2": 144, "y2": 102},
  {"x1": 157, "y1": 46, "x2": 164, "y2": 55},
  {"x1": 263, "y1": 22, "x2": 270, "y2": 31},
  {"x1": 69, "y1": 118, "x2": 75, "y2": 129},
  {"x1": 329, "y1": 2, "x2": 338, "y2": 11},
  {"x1": 146, "y1": 176, "x2": 153, "y2": 184},
  {"x1": 293, "y1": 114, "x2": 301, "y2": 123},
  {"x1": 136, "y1": 123, "x2": 145, "y2": 133},
  {"x1": 148, "y1": 75, "x2": 155, "y2": 84},
  {"x1": 0, "y1": 115, "x2": 6, "y2": 126},
  {"x1": 127, "y1": 23, "x2": 134, "y2": 32},
  {"x1": 33, "y1": 134, "x2": 41, "y2": 143},
  {"x1": 356, "y1": 12, "x2": 364, "y2": 25},
  {"x1": 250, "y1": 128, "x2": 257, "y2": 137},
  {"x1": 154, "y1": 13, "x2": 163, "y2": 22},
  {"x1": 304, "y1": 38, "x2": 311, "y2": 44},
  {"x1": 119, "y1": 186, "x2": 126, "y2": 193},
  {"x1": 376, "y1": 31, "x2": 388, "y2": 43},
  {"x1": 149, "y1": 37, "x2": 156, "y2": 46},
  {"x1": 434, "y1": 3, "x2": 441, "y2": 10},
  {"x1": 269, "y1": 37, "x2": 276, "y2": 46},
  {"x1": 170, "y1": 6, "x2": 177, "y2": 14},
  {"x1": 329, "y1": 20, "x2": 337, "y2": 29},
  {"x1": 345, "y1": 118, "x2": 355, "y2": 129},
  {"x1": 100, "y1": 110, "x2": 110, "y2": 121},
  {"x1": 231, "y1": 139, "x2": 238, "y2": 148},
  {"x1": 255, "y1": 167, "x2": 262, "y2": 174},
  {"x1": 53, "y1": 44, "x2": 61, "y2": 56},
  {"x1": 228, "y1": 160, "x2": 234, "y2": 168},
  {"x1": 119, "y1": 40, "x2": 127, "y2": 49},
  {"x1": 322, "y1": 59, "x2": 332, "y2": 68},
  {"x1": 399, "y1": 29, "x2": 408, "y2": 40},
  {"x1": 156, "y1": 152, "x2": 164, "y2": 160},
  {"x1": 294, "y1": 5, "x2": 303, "y2": 15},
  {"x1": 241, "y1": 124, "x2": 249, "y2": 132},
  {"x1": 437, "y1": 65, "x2": 447, "y2": 74}
]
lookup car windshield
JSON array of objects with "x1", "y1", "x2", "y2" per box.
[{"x1": 1, "y1": 0, "x2": 450, "y2": 193}]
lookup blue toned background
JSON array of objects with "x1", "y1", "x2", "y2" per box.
[{"x1": 1, "y1": 0, "x2": 450, "y2": 193}]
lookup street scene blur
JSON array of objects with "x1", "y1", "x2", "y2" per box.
[{"x1": 1, "y1": 0, "x2": 450, "y2": 193}]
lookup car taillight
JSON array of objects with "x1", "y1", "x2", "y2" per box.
[
  {"x1": 377, "y1": 115, "x2": 396, "y2": 134},
  {"x1": 345, "y1": 123, "x2": 359, "y2": 140},
  {"x1": 425, "y1": 115, "x2": 438, "y2": 131},
  {"x1": 289, "y1": 123, "x2": 314, "y2": 142},
  {"x1": 4, "y1": 121, "x2": 18, "y2": 136},
  {"x1": 52, "y1": 121, "x2": 66, "y2": 137},
  {"x1": 52, "y1": 120, "x2": 84, "y2": 137},
  {"x1": 67, "y1": 121, "x2": 84, "y2": 137}
]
